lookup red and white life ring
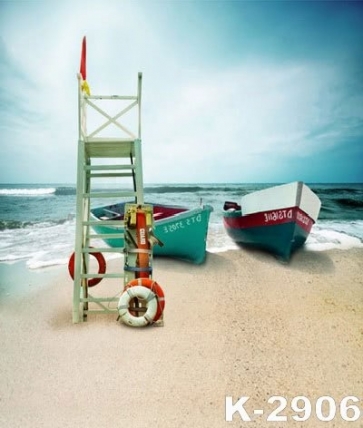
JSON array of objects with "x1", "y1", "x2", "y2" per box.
[
  {"x1": 118, "y1": 285, "x2": 158, "y2": 327},
  {"x1": 125, "y1": 277, "x2": 165, "y2": 322},
  {"x1": 68, "y1": 250, "x2": 106, "y2": 287}
]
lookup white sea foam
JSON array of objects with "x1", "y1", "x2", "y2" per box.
[
  {"x1": 0, "y1": 217, "x2": 362, "y2": 270},
  {"x1": 1, "y1": 182, "x2": 361, "y2": 270},
  {"x1": 27, "y1": 257, "x2": 71, "y2": 270},
  {"x1": 0, "y1": 188, "x2": 56, "y2": 196},
  {"x1": 306, "y1": 224, "x2": 363, "y2": 251},
  {"x1": 207, "y1": 223, "x2": 239, "y2": 253},
  {"x1": 207, "y1": 219, "x2": 363, "y2": 253},
  {"x1": 0, "y1": 220, "x2": 76, "y2": 269}
]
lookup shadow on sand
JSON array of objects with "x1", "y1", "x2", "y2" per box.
[{"x1": 232, "y1": 244, "x2": 336, "y2": 275}]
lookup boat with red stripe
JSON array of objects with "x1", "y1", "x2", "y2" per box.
[{"x1": 223, "y1": 181, "x2": 321, "y2": 260}]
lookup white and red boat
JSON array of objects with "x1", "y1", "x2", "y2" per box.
[{"x1": 223, "y1": 181, "x2": 321, "y2": 260}]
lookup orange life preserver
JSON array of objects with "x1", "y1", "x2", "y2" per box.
[
  {"x1": 68, "y1": 250, "x2": 106, "y2": 287},
  {"x1": 136, "y1": 209, "x2": 150, "y2": 278},
  {"x1": 126, "y1": 277, "x2": 165, "y2": 322}
]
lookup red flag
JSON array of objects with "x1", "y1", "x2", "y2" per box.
[{"x1": 80, "y1": 36, "x2": 86, "y2": 80}]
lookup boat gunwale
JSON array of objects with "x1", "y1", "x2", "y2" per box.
[
  {"x1": 90, "y1": 202, "x2": 213, "y2": 229},
  {"x1": 223, "y1": 205, "x2": 316, "y2": 234}
]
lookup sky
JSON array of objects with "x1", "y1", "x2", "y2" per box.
[{"x1": 0, "y1": 0, "x2": 362, "y2": 184}]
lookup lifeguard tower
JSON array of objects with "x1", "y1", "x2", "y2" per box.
[{"x1": 72, "y1": 58, "x2": 145, "y2": 322}]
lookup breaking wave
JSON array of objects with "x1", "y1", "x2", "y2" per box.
[
  {"x1": 0, "y1": 188, "x2": 56, "y2": 196},
  {"x1": 0, "y1": 186, "x2": 77, "y2": 197}
]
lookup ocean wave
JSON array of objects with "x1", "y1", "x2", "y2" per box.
[
  {"x1": 144, "y1": 185, "x2": 241, "y2": 194},
  {"x1": 0, "y1": 188, "x2": 56, "y2": 196},
  {"x1": 306, "y1": 225, "x2": 363, "y2": 251},
  {"x1": 0, "y1": 219, "x2": 76, "y2": 269},
  {"x1": 0, "y1": 218, "x2": 71, "y2": 231},
  {"x1": 0, "y1": 218, "x2": 362, "y2": 270},
  {"x1": 1, "y1": 182, "x2": 362, "y2": 270},
  {"x1": 314, "y1": 220, "x2": 363, "y2": 241},
  {"x1": 313, "y1": 186, "x2": 362, "y2": 195},
  {"x1": 54, "y1": 187, "x2": 77, "y2": 196},
  {"x1": 0, "y1": 186, "x2": 78, "y2": 197},
  {"x1": 0, "y1": 220, "x2": 36, "y2": 231},
  {"x1": 335, "y1": 198, "x2": 363, "y2": 209}
]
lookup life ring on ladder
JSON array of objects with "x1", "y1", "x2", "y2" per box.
[
  {"x1": 68, "y1": 250, "x2": 106, "y2": 287},
  {"x1": 118, "y1": 285, "x2": 158, "y2": 327},
  {"x1": 126, "y1": 278, "x2": 165, "y2": 322}
]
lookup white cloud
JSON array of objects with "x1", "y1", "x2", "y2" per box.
[
  {"x1": 142, "y1": 60, "x2": 357, "y2": 181},
  {"x1": 0, "y1": 1, "x2": 362, "y2": 183}
]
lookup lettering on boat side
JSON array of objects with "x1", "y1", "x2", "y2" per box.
[
  {"x1": 163, "y1": 214, "x2": 202, "y2": 233},
  {"x1": 296, "y1": 211, "x2": 312, "y2": 227},
  {"x1": 264, "y1": 209, "x2": 293, "y2": 223}
]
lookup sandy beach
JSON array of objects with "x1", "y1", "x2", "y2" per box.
[{"x1": 0, "y1": 248, "x2": 362, "y2": 427}]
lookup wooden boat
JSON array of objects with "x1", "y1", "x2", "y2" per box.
[
  {"x1": 91, "y1": 202, "x2": 213, "y2": 264},
  {"x1": 223, "y1": 181, "x2": 321, "y2": 260}
]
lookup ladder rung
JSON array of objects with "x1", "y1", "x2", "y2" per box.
[
  {"x1": 83, "y1": 191, "x2": 137, "y2": 198},
  {"x1": 89, "y1": 233, "x2": 124, "y2": 240},
  {"x1": 88, "y1": 311, "x2": 118, "y2": 316},
  {"x1": 84, "y1": 309, "x2": 118, "y2": 315},
  {"x1": 82, "y1": 296, "x2": 119, "y2": 302},
  {"x1": 88, "y1": 173, "x2": 134, "y2": 178},
  {"x1": 85, "y1": 165, "x2": 136, "y2": 171},
  {"x1": 87, "y1": 95, "x2": 137, "y2": 100},
  {"x1": 83, "y1": 247, "x2": 124, "y2": 253},
  {"x1": 86, "y1": 137, "x2": 135, "y2": 143},
  {"x1": 81, "y1": 273, "x2": 124, "y2": 279}
]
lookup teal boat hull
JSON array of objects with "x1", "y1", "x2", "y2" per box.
[
  {"x1": 223, "y1": 208, "x2": 311, "y2": 260},
  {"x1": 91, "y1": 202, "x2": 213, "y2": 264}
]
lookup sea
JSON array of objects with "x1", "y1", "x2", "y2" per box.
[{"x1": 0, "y1": 183, "x2": 362, "y2": 270}]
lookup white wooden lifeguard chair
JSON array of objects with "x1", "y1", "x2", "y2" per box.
[{"x1": 72, "y1": 71, "x2": 144, "y2": 323}]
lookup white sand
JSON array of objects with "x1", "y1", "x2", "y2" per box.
[{"x1": 0, "y1": 248, "x2": 362, "y2": 427}]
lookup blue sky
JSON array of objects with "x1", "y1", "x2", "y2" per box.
[{"x1": 0, "y1": 0, "x2": 362, "y2": 184}]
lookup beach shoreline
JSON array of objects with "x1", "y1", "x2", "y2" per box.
[{"x1": 1, "y1": 247, "x2": 362, "y2": 427}]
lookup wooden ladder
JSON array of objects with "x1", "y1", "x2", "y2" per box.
[{"x1": 72, "y1": 73, "x2": 144, "y2": 323}]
